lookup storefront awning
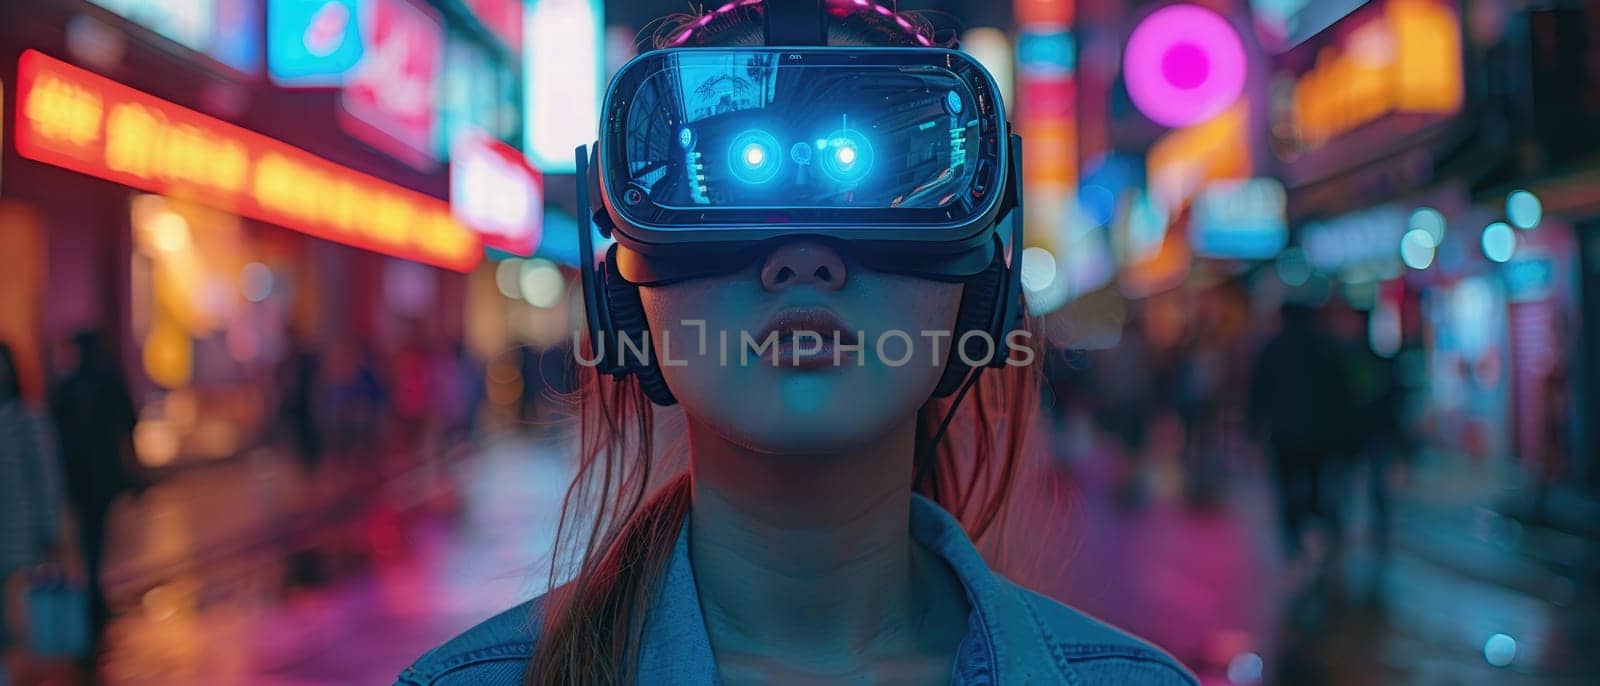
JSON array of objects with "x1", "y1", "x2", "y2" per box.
[{"x1": 13, "y1": 50, "x2": 483, "y2": 272}]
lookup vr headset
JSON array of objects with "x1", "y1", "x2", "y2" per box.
[{"x1": 576, "y1": 1, "x2": 1024, "y2": 406}]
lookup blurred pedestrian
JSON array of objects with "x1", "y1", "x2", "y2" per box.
[
  {"x1": 1330, "y1": 306, "x2": 1399, "y2": 555},
  {"x1": 391, "y1": 326, "x2": 433, "y2": 461},
  {"x1": 1532, "y1": 355, "x2": 1573, "y2": 525},
  {"x1": 1098, "y1": 317, "x2": 1155, "y2": 507},
  {"x1": 1177, "y1": 327, "x2": 1226, "y2": 508},
  {"x1": 325, "y1": 341, "x2": 386, "y2": 472},
  {"x1": 1249, "y1": 304, "x2": 1355, "y2": 561},
  {"x1": 48, "y1": 331, "x2": 143, "y2": 657},
  {"x1": 2, "y1": 342, "x2": 73, "y2": 682},
  {"x1": 447, "y1": 341, "x2": 484, "y2": 449},
  {"x1": 280, "y1": 333, "x2": 324, "y2": 477}
]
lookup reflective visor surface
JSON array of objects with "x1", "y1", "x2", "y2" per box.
[{"x1": 601, "y1": 48, "x2": 1006, "y2": 233}]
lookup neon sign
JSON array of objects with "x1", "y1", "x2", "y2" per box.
[
  {"x1": 1146, "y1": 101, "x2": 1250, "y2": 213},
  {"x1": 1123, "y1": 4, "x2": 1247, "y2": 128},
  {"x1": 1287, "y1": 0, "x2": 1462, "y2": 149},
  {"x1": 338, "y1": 0, "x2": 443, "y2": 169},
  {"x1": 451, "y1": 129, "x2": 543, "y2": 256},
  {"x1": 268, "y1": 0, "x2": 366, "y2": 86},
  {"x1": 525, "y1": 0, "x2": 603, "y2": 173},
  {"x1": 1191, "y1": 178, "x2": 1288, "y2": 259},
  {"x1": 14, "y1": 51, "x2": 481, "y2": 272}
]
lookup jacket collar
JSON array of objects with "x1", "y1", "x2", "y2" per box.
[{"x1": 635, "y1": 494, "x2": 1073, "y2": 684}]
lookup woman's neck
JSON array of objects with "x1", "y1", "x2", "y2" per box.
[{"x1": 686, "y1": 418, "x2": 969, "y2": 679}]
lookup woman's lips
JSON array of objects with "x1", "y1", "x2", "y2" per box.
[
  {"x1": 753, "y1": 307, "x2": 861, "y2": 369},
  {"x1": 772, "y1": 335, "x2": 852, "y2": 369}
]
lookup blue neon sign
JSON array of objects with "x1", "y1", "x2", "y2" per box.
[{"x1": 268, "y1": 0, "x2": 366, "y2": 86}]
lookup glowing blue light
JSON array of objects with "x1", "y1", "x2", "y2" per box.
[
  {"x1": 1484, "y1": 633, "x2": 1516, "y2": 667},
  {"x1": 1410, "y1": 207, "x2": 1446, "y2": 243},
  {"x1": 743, "y1": 144, "x2": 766, "y2": 167},
  {"x1": 1482, "y1": 222, "x2": 1516, "y2": 263},
  {"x1": 726, "y1": 129, "x2": 782, "y2": 184},
  {"x1": 1400, "y1": 228, "x2": 1436, "y2": 270},
  {"x1": 945, "y1": 89, "x2": 964, "y2": 114},
  {"x1": 1226, "y1": 652, "x2": 1264, "y2": 684},
  {"x1": 816, "y1": 138, "x2": 828, "y2": 150},
  {"x1": 1507, "y1": 190, "x2": 1542, "y2": 230},
  {"x1": 679, "y1": 127, "x2": 694, "y2": 149},
  {"x1": 818, "y1": 128, "x2": 874, "y2": 183},
  {"x1": 790, "y1": 142, "x2": 812, "y2": 165},
  {"x1": 1078, "y1": 184, "x2": 1117, "y2": 227}
]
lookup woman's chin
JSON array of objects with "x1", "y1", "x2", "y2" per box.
[{"x1": 704, "y1": 402, "x2": 904, "y2": 457}]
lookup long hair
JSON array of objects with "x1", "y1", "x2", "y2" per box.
[{"x1": 527, "y1": 4, "x2": 1038, "y2": 683}]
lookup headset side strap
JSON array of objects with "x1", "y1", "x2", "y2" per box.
[
  {"x1": 989, "y1": 132, "x2": 1026, "y2": 367},
  {"x1": 575, "y1": 144, "x2": 613, "y2": 373}
]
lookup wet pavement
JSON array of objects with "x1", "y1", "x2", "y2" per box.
[
  {"x1": 93, "y1": 431, "x2": 1600, "y2": 685},
  {"x1": 99, "y1": 438, "x2": 572, "y2": 685}
]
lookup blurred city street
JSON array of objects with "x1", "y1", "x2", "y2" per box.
[
  {"x1": 61, "y1": 426, "x2": 1596, "y2": 685},
  {"x1": 96, "y1": 436, "x2": 572, "y2": 685}
]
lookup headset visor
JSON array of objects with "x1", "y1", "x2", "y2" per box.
[{"x1": 598, "y1": 47, "x2": 1008, "y2": 248}]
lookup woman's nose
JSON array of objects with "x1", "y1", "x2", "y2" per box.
[{"x1": 759, "y1": 240, "x2": 848, "y2": 292}]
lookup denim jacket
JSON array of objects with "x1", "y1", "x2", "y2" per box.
[{"x1": 398, "y1": 494, "x2": 1197, "y2": 685}]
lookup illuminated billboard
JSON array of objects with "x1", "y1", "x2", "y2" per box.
[
  {"x1": 525, "y1": 0, "x2": 603, "y2": 173},
  {"x1": 338, "y1": 0, "x2": 443, "y2": 169},
  {"x1": 267, "y1": 0, "x2": 366, "y2": 86},
  {"x1": 14, "y1": 50, "x2": 481, "y2": 272},
  {"x1": 1272, "y1": 0, "x2": 1462, "y2": 157},
  {"x1": 1191, "y1": 178, "x2": 1288, "y2": 259},
  {"x1": 451, "y1": 129, "x2": 543, "y2": 256}
]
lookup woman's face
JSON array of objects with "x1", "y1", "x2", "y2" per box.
[{"x1": 640, "y1": 240, "x2": 963, "y2": 455}]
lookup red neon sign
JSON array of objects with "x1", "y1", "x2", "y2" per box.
[
  {"x1": 339, "y1": 0, "x2": 442, "y2": 169},
  {"x1": 13, "y1": 50, "x2": 481, "y2": 272},
  {"x1": 451, "y1": 129, "x2": 542, "y2": 256}
]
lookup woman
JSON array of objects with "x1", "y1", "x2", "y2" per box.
[{"x1": 401, "y1": 2, "x2": 1193, "y2": 684}]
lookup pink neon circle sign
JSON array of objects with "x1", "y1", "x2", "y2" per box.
[{"x1": 1123, "y1": 4, "x2": 1247, "y2": 128}]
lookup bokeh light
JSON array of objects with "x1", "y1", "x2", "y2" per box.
[
  {"x1": 1123, "y1": 4, "x2": 1247, "y2": 127},
  {"x1": 1506, "y1": 189, "x2": 1542, "y2": 230},
  {"x1": 519, "y1": 258, "x2": 566, "y2": 309},
  {"x1": 1484, "y1": 633, "x2": 1517, "y2": 667},
  {"x1": 1226, "y1": 651, "x2": 1264, "y2": 684},
  {"x1": 1481, "y1": 221, "x2": 1516, "y2": 263},
  {"x1": 1020, "y1": 246, "x2": 1058, "y2": 292},
  {"x1": 496, "y1": 258, "x2": 525, "y2": 299},
  {"x1": 1400, "y1": 228, "x2": 1437, "y2": 270},
  {"x1": 149, "y1": 211, "x2": 191, "y2": 253},
  {"x1": 1410, "y1": 206, "x2": 1447, "y2": 243},
  {"x1": 239, "y1": 262, "x2": 274, "y2": 303}
]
